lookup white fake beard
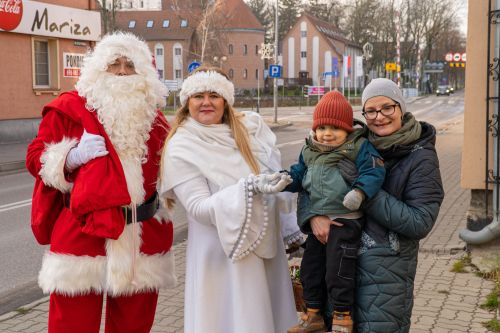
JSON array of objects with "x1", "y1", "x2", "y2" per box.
[
  {"x1": 87, "y1": 73, "x2": 158, "y2": 204},
  {"x1": 88, "y1": 73, "x2": 157, "y2": 162}
]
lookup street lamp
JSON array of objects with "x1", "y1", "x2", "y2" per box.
[{"x1": 213, "y1": 55, "x2": 227, "y2": 69}]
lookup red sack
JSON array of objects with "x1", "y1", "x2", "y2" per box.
[{"x1": 30, "y1": 178, "x2": 63, "y2": 245}]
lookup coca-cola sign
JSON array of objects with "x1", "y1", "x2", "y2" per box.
[{"x1": 0, "y1": 0, "x2": 23, "y2": 31}]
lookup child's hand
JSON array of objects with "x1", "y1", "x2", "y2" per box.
[{"x1": 343, "y1": 189, "x2": 365, "y2": 211}]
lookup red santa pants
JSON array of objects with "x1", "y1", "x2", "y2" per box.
[{"x1": 48, "y1": 291, "x2": 159, "y2": 333}]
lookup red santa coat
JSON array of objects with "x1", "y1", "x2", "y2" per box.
[{"x1": 26, "y1": 91, "x2": 176, "y2": 296}]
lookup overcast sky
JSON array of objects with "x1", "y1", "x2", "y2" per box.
[{"x1": 457, "y1": 0, "x2": 468, "y2": 36}]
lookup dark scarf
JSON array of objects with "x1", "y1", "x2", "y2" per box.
[{"x1": 368, "y1": 112, "x2": 422, "y2": 151}]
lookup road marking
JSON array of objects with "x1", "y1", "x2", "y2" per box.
[
  {"x1": 0, "y1": 199, "x2": 32, "y2": 213},
  {"x1": 276, "y1": 139, "x2": 305, "y2": 148}
]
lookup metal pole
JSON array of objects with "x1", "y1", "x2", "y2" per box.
[
  {"x1": 416, "y1": 45, "x2": 421, "y2": 95},
  {"x1": 257, "y1": 69, "x2": 260, "y2": 113},
  {"x1": 396, "y1": 10, "x2": 401, "y2": 87},
  {"x1": 273, "y1": 0, "x2": 278, "y2": 123}
]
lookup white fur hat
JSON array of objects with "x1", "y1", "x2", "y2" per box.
[
  {"x1": 179, "y1": 70, "x2": 235, "y2": 106},
  {"x1": 76, "y1": 31, "x2": 168, "y2": 107}
]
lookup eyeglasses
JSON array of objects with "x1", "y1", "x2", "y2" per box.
[{"x1": 362, "y1": 104, "x2": 399, "y2": 120}]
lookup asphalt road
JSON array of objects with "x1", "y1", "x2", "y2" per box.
[{"x1": 0, "y1": 91, "x2": 464, "y2": 315}]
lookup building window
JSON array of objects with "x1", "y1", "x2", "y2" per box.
[
  {"x1": 147, "y1": 20, "x2": 154, "y2": 28},
  {"x1": 255, "y1": 69, "x2": 259, "y2": 79},
  {"x1": 301, "y1": 31, "x2": 306, "y2": 37},
  {"x1": 229, "y1": 44, "x2": 233, "y2": 55},
  {"x1": 175, "y1": 69, "x2": 182, "y2": 79},
  {"x1": 255, "y1": 45, "x2": 259, "y2": 55},
  {"x1": 180, "y1": 19, "x2": 188, "y2": 27},
  {"x1": 229, "y1": 69, "x2": 234, "y2": 78},
  {"x1": 140, "y1": 1, "x2": 144, "y2": 7},
  {"x1": 157, "y1": 69, "x2": 163, "y2": 79},
  {"x1": 174, "y1": 48, "x2": 182, "y2": 56},
  {"x1": 243, "y1": 44, "x2": 248, "y2": 55},
  {"x1": 156, "y1": 48, "x2": 163, "y2": 56},
  {"x1": 32, "y1": 38, "x2": 58, "y2": 90},
  {"x1": 243, "y1": 69, "x2": 248, "y2": 79},
  {"x1": 301, "y1": 51, "x2": 307, "y2": 58},
  {"x1": 34, "y1": 40, "x2": 49, "y2": 86},
  {"x1": 128, "y1": 20, "x2": 136, "y2": 28},
  {"x1": 163, "y1": 20, "x2": 170, "y2": 28}
]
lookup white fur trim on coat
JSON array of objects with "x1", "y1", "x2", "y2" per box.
[
  {"x1": 39, "y1": 138, "x2": 78, "y2": 193},
  {"x1": 179, "y1": 71, "x2": 235, "y2": 106},
  {"x1": 38, "y1": 251, "x2": 107, "y2": 295},
  {"x1": 106, "y1": 221, "x2": 177, "y2": 296},
  {"x1": 120, "y1": 157, "x2": 145, "y2": 205},
  {"x1": 38, "y1": 223, "x2": 176, "y2": 296}
]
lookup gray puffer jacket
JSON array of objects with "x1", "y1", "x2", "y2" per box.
[{"x1": 355, "y1": 122, "x2": 444, "y2": 333}]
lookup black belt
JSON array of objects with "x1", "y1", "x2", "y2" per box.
[{"x1": 64, "y1": 192, "x2": 159, "y2": 224}]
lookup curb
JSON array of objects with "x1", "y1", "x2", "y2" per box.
[
  {"x1": 268, "y1": 121, "x2": 293, "y2": 131},
  {"x1": 0, "y1": 296, "x2": 49, "y2": 322},
  {"x1": 0, "y1": 161, "x2": 25, "y2": 173}
]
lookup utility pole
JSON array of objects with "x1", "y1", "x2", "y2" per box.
[
  {"x1": 396, "y1": 9, "x2": 401, "y2": 87},
  {"x1": 273, "y1": 0, "x2": 278, "y2": 123}
]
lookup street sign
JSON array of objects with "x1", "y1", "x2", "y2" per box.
[
  {"x1": 385, "y1": 62, "x2": 397, "y2": 71},
  {"x1": 323, "y1": 72, "x2": 335, "y2": 77},
  {"x1": 164, "y1": 79, "x2": 179, "y2": 91},
  {"x1": 269, "y1": 65, "x2": 282, "y2": 78},
  {"x1": 453, "y1": 53, "x2": 461, "y2": 62},
  {"x1": 188, "y1": 61, "x2": 201, "y2": 73},
  {"x1": 445, "y1": 53, "x2": 453, "y2": 62},
  {"x1": 306, "y1": 86, "x2": 325, "y2": 96},
  {"x1": 461, "y1": 53, "x2": 467, "y2": 62}
]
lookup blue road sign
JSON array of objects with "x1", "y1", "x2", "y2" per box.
[
  {"x1": 188, "y1": 61, "x2": 201, "y2": 73},
  {"x1": 269, "y1": 65, "x2": 282, "y2": 78}
]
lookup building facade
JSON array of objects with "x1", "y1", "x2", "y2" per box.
[
  {"x1": 115, "y1": 0, "x2": 265, "y2": 91},
  {"x1": 281, "y1": 13, "x2": 363, "y2": 91},
  {"x1": 460, "y1": 0, "x2": 500, "y2": 250},
  {"x1": 0, "y1": 0, "x2": 101, "y2": 143}
]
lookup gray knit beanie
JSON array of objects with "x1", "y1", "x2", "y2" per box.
[{"x1": 361, "y1": 78, "x2": 406, "y2": 114}]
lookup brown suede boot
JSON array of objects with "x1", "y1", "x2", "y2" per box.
[
  {"x1": 287, "y1": 308, "x2": 326, "y2": 333},
  {"x1": 331, "y1": 311, "x2": 353, "y2": 333}
]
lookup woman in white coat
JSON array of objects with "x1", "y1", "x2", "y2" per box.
[{"x1": 160, "y1": 66, "x2": 299, "y2": 333}]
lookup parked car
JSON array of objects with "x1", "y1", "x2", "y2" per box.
[
  {"x1": 436, "y1": 85, "x2": 451, "y2": 96},
  {"x1": 447, "y1": 86, "x2": 454, "y2": 93}
]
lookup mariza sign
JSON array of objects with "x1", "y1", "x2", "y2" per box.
[{"x1": 0, "y1": 0, "x2": 101, "y2": 41}]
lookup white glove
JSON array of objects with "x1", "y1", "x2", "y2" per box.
[
  {"x1": 251, "y1": 172, "x2": 292, "y2": 194},
  {"x1": 343, "y1": 189, "x2": 365, "y2": 211},
  {"x1": 65, "y1": 130, "x2": 109, "y2": 171}
]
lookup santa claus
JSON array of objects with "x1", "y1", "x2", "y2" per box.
[{"x1": 26, "y1": 32, "x2": 176, "y2": 333}]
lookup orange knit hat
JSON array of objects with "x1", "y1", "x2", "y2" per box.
[{"x1": 312, "y1": 91, "x2": 353, "y2": 132}]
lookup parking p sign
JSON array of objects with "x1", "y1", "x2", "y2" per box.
[{"x1": 269, "y1": 65, "x2": 282, "y2": 78}]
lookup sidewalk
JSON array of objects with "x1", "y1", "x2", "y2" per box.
[{"x1": 1, "y1": 114, "x2": 497, "y2": 333}]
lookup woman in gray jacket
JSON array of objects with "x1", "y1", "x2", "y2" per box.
[{"x1": 305, "y1": 78, "x2": 444, "y2": 332}]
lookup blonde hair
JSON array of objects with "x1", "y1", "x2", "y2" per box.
[{"x1": 160, "y1": 66, "x2": 260, "y2": 207}]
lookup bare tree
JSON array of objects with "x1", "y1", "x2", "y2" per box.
[
  {"x1": 304, "y1": 0, "x2": 342, "y2": 26},
  {"x1": 179, "y1": 0, "x2": 232, "y2": 64},
  {"x1": 246, "y1": 0, "x2": 274, "y2": 42},
  {"x1": 98, "y1": 0, "x2": 123, "y2": 33}
]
